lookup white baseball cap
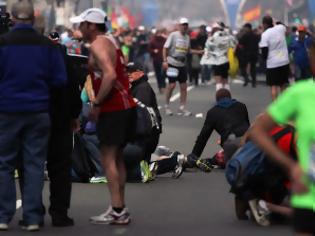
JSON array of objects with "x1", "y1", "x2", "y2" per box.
[
  {"x1": 70, "y1": 8, "x2": 107, "y2": 24},
  {"x1": 179, "y1": 17, "x2": 189, "y2": 25}
]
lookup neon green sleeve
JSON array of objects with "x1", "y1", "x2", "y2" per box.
[{"x1": 267, "y1": 84, "x2": 301, "y2": 124}]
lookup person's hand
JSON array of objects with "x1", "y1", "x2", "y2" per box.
[
  {"x1": 71, "y1": 118, "x2": 81, "y2": 133},
  {"x1": 89, "y1": 106, "x2": 101, "y2": 122},
  {"x1": 162, "y1": 61, "x2": 168, "y2": 71},
  {"x1": 290, "y1": 164, "x2": 308, "y2": 194},
  {"x1": 154, "y1": 49, "x2": 159, "y2": 54}
]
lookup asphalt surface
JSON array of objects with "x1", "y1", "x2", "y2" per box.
[{"x1": 8, "y1": 76, "x2": 293, "y2": 236}]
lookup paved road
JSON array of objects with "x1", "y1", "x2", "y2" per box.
[{"x1": 8, "y1": 77, "x2": 292, "y2": 235}]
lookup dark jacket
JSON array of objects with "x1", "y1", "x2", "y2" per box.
[
  {"x1": 50, "y1": 44, "x2": 82, "y2": 130},
  {"x1": 131, "y1": 74, "x2": 162, "y2": 131},
  {"x1": 0, "y1": 24, "x2": 66, "y2": 112},
  {"x1": 130, "y1": 74, "x2": 162, "y2": 161},
  {"x1": 192, "y1": 98, "x2": 250, "y2": 157}
]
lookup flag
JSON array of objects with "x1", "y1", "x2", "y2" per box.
[{"x1": 243, "y1": 5, "x2": 261, "y2": 22}]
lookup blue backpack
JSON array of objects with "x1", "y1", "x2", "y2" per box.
[
  {"x1": 225, "y1": 127, "x2": 295, "y2": 191},
  {"x1": 225, "y1": 141, "x2": 265, "y2": 190}
]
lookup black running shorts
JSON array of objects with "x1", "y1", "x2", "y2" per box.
[
  {"x1": 97, "y1": 108, "x2": 136, "y2": 147},
  {"x1": 266, "y1": 64, "x2": 289, "y2": 86},
  {"x1": 212, "y1": 62, "x2": 229, "y2": 79},
  {"x1": 167, "y1": 64, "x2": 188, "y2": 84}
]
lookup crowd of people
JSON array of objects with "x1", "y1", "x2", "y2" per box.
[{"x1": 0, "y1": 0, "x2": 314, "y2": 235}]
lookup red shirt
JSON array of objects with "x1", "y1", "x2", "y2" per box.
[{"x1": 91, "y1": 41, "x2": 135, "y2": 113}]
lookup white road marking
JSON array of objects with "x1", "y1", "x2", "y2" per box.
[
  {"x1": 170, "y1": 85, "x2": 194, "y2": 102},
  {"x1": 195, "y1": 113, "x2": 203, "y2": 118},
  {"x1": 16, "y1": 199, "x2": 22, "y2": 209}
]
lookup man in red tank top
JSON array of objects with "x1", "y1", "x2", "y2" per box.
[{"x1": 71, "y1": 8, "x2": 136, "y2": 225}]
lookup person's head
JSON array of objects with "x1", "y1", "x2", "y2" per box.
[
  {"x1": 298, "y1": 25, "x2": 307, "y2": 41},
  {"x1": 262, "y1": 15, "x2": 273, "y2": 30},
  {"x1": 243, "y1": 23, "x2": 252, "y2": 33},
  {"x1": 70, "y1": 8, "x2": 107, "y2": 42},
  {"x1": 199, "y1": 24, "x2": 207, "y2": 34},
  {"x1": 126, "y1": 62, "x2": 145, "y2": 83},
  {"x1": 178, "y1": 17, "x2": 189, "y2": 34},
  {"x1": 216, "y1": 89, "x2": 232, "y2": 102},
  {"x1": 11, "y1": 0, "x2": 35, "y2": 25}
]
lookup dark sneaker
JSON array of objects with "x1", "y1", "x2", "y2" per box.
[
  {"x1": 196, "y1": 159, "x2": 213, "y2": 172},
  {"x1": 234, "y1": 196, "x2": 249, "y2": 220},
  {"x1": 52, "y1": 215, "x2": 74, "y2": 227},
  {"x1": 90, "y1": 206, "x2": 131, "y2": 225},
  {"x1": 185, "y1": 153, "x2": 198, "y2": 168}
]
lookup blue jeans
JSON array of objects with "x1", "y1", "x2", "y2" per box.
[
  {"x1": 82, "y1": 134, "x2": 105, "y2": 177},
  {"x1": 201, "y1": 65, "x2": 212, "y2": 83},
  {"x1": 0, "y1": 113, "x2": 50, "y2": 225}
]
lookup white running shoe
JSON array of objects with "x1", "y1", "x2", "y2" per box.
[
  {"x1": 248, "y1": 199, "x2": 270, "y2": 227},
  {"x1": 165, "y1": 107, "x2": 173, "y2": 116},
  {"x1": 172, "y1": 152, "x2": 185, "y2": 179},
  {"x1": 0, "y1": 223, "x2": 8, "y2": 231},
  {"x1": 177, "y1": 107, "x2": 192, "y2": 117},
  {"x1": 90, "y1": 206, "x2": 131, "y2": 225},
  {"x1": 21, "y1": 224, "x2": 39, "y2": 232}
]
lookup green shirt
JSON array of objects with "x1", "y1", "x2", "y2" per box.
[{"x1": 267, "y1": 80, "x2": 315, "y2": 211}]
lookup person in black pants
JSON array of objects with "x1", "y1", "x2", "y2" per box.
[
  {"x1": 238, "y1": 23, "x2": 260, "y2": 87},
  {"x1": 124, "y1": 62, "x2": 162, "y2": 181},
  {"x1": 187, "y1": 89, "x2": 250, "y2": 169},
  {"x1": 47, "y1": 32, "x2": 82, "y2": 226}
]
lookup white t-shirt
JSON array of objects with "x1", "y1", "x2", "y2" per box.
[
  {"x1": 164, "y1": 31, "x2": 190, "y2": 67},
  {"x1": 259, "y1": 24, "x2": 289, "y2": 69}
]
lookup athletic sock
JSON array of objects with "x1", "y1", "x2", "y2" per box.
[
  {"x1": 216, "y1": 83, "x2": 223, "y2": 91},
  {"x1": 113, "y1": 207, "x2": 124, "y2": 214},
  {"x1": 223, "y1": 83, "x2": 230, "y2": 90}
]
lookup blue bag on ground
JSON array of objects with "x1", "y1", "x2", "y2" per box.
[{"x1": 225, "y1": 141, "x2": 266, "y2": 190}]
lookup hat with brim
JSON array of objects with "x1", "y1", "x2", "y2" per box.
[
  {"x1": 179, "y1": 17, "x2": 189, "y2": 25},
  {"x1": 70, "y1": 8, "x2": 107, "y2": 24}
]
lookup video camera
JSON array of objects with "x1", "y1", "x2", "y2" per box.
[{"x1": 0, "y1": 12, "x2": 12, "y2": 34}]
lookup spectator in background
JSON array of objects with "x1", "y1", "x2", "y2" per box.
[
  {"x1": 289, "y1": 25, "x2": 313, "y2": 81},
  {"x1": 202, "y1": 23, "x2": 235, "y2": 91},
  {"x1": 199, "y1": 25, "x2": 212, "y2": 84},
  {"x1": 46, "y1": 32, "x2": 82, "y2": 227},
  {"x1": 149, "y1": 29, "x2": 166, "y2": 94},
  {"x1": 121, "y1": 31, "x2": 135, "y2": 64},
  {"x1": 135, "y1": 26, "x2": 150, "y2": 72},
  {"x1": 189, "y1": 31, "x2": 202, "y2": 86},
  {"x1": 0, "y1": 1, "x2": 66, "y2": 231},
  {"x1": 259, "y1": 16, "x2": 290, "y2": 100},
  {"x1": 238, "y1": 23, "x2": 260, "y2": 87}
]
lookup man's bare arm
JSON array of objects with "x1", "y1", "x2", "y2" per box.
[{"x1": 91, "y1": 37, "x2": 117, "y2": 104}]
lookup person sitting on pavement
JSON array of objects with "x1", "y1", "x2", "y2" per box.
[
  {"x1": 249, "y1": 49, "x2": 315, "y2": 234},
  {"x1": 187, "y1": 89, "x2": 250, "y2": 171},
  {"x1": 123, "y1": 62, "x2": 162, "y2": 182}
]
